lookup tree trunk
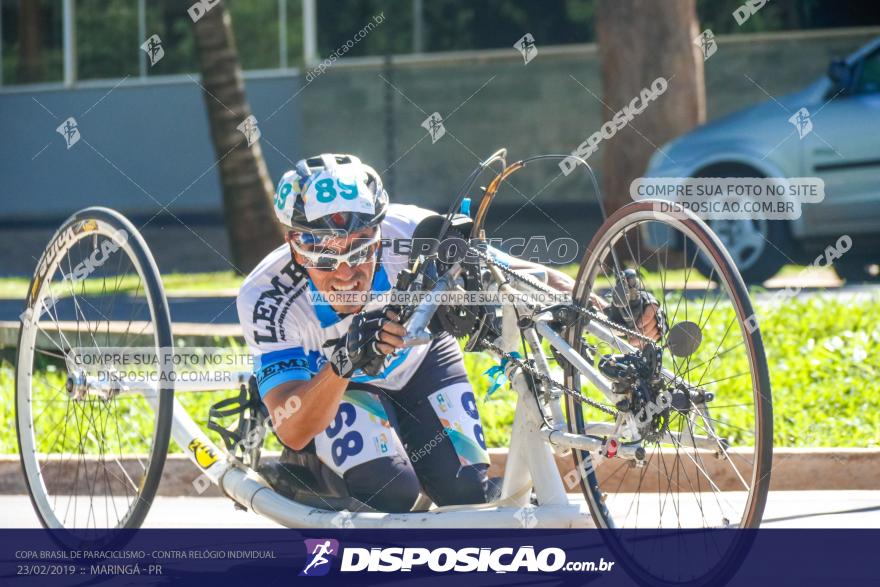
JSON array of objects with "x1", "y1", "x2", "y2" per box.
[
  {"x1": 782, "y1": 0, "x2": 802, "y2": 30},
  {"x1": 191, "y1": 0, "x2": 283, "y2": 274},
  {"x1": 596, "y1": 0, "x2": 705, "y2": 216},
  {"x1": 18, "y1": 0, "x2": 43, "y2": 83}
]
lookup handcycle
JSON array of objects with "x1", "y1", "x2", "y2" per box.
[{"x1": 15, "y1": 148, "x2": 772, "y2": 585}]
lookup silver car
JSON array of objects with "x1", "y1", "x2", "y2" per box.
[{"x1": 644, "y1": 37, "x2": 880, "y2": 283}]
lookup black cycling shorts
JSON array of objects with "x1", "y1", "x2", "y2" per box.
[{"x1": 284, "y1": 333, "x2": 492, "y2": 512}]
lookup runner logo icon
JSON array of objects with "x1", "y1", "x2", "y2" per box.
[{"x1": 300, "y1": 539, "x2": 339, "y2": 576}]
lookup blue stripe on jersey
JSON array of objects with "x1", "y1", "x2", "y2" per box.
[
  {"x1": 254, "y1": 347, "x2": 412, "y2": 398},
  {"x1": 305, "y1": 264, "x2": 392, "y2": 328},
  {"x1": 306, "y1": 279, "x2": 340, "y2": 328},
  {"x1": 254, "y1": 347, "x2": 323, "y2": 397},
  {"x1": 373, "y1": 263, "x2": 391, "y2": 292},
  {"x1": 255, "y1": 345, "x2": 412, "y2": 396},
  {"x1": 254, "y1": 344, "x2": 413, "y2": 396}
]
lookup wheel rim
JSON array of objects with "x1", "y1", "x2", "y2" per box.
[
  {"x1": 565, "y1": 204, "x2": 772, "y2": 584},
  {"x1": 708, "y1": 219, "x2": 767, "y2": 270},
  {"x1": 16, "y1": 214, "x2": 171, "y2": 530}
]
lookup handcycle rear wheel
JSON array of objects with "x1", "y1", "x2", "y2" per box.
[
  {"x1": 564, "y1": 200, "x2": 773, "y2": 586},
  {"x1": 16, "y1": 207, "x2": 173, "y2": 530}
]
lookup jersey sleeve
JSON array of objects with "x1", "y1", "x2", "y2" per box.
[
  {"x1": 236, "y1": 278, "x2": 323, "y2": 399},
  {"x1": 252, "y1": 346, "x2": 325, "y2": 397}
]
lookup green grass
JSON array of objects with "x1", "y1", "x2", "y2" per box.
[
  {"x1": 2, "y1": 293, "x2": 878, "y2": 454},
  {"x1": 0, "y1": 267, "x2": 624, "y2": 299},
  {"x1": 0, "y1": 263, "x2": 832, "y2": 300}
]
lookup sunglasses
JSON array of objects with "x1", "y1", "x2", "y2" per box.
[{"x1": 290, "y1": 229, "x2": 380, "y2": 272}]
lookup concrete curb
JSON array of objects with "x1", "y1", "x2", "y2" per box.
[{"x1": 1, "y1": 448, "x2": 877, "y2": 498}]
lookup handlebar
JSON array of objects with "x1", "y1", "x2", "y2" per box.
[{"x1": 400, "y1": 262, "x2": 463, "y2": 347}]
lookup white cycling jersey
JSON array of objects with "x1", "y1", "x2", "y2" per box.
[{"x1": 237, "y1": 203, "x2": 439, "y2": 398}]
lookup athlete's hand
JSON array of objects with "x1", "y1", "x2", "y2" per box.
[
  {"x1": 624, "y1": 292, "x2": 666, "y2": 348},
  {"x1": 373, "y1": 309, "x2": 405, "y2": 355},
  {"x1": 635, "y1": 301, "x2": 662, "y2": 344},
  {"x1": 324, "y1": 309, "x2": 404, "y2": 378},
  {"x1": 603, "y1": 290, "x2": 666, "y2": 349}
]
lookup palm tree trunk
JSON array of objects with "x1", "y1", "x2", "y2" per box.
[
  {"x1": 596, "y1": 0, "x2": 706, "y2": 216},
  {"x1": 19, "y1": 0, "x2": 43, "y2": 83},
  {"x1": 191, "y1": 0, "x2": 284, "y2": 273}
]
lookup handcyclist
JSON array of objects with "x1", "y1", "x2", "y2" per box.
[{"x1": 236, "y1": 153, "x2": 661, "y2": 513}]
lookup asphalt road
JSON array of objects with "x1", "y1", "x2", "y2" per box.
[
  {"x1": 1, "y1": 491, "x2": 878, "y2": 528},
  {"x1": 0, "y1": 295, "x2": 240, "y2": 325}
]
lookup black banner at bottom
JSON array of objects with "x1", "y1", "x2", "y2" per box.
[{"x1": 0, "y1": 528, "x2": 875, "y2": 586}]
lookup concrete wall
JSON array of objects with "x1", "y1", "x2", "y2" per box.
[
  {"x1": 0, "y1": 28, "x2": 876, "y2": 275},
  {"x1": 301, "y1": 28, "x2": 879, "y2": 210},
  {"x1": 302, "y1": 47, "x2": 604, "y2": 208},
  {"x1": 0, "y1": 74, "x2": 302, "y2": 275},
  {"x1": 0, "y1": 74, "x2": 302, "y2": 220}
]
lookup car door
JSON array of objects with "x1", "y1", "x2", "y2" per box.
[{"x1": 803, "y1": 48, "x2": 880, "y2": 237}]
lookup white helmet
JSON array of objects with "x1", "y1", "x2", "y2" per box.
[{"x1": 273, "y1": 153, "x2": 389, "y2": 233}]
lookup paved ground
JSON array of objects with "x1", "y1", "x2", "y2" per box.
[
  {"x1": 1, "y1": 491, "x2": 878, "y2": 528},
  {"x1": 0, "y1": 294, "x2": 241, "y2": 324}
]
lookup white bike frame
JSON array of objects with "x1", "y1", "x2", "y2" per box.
[
  {"x1": 158, "y1": 266, "x2": 722, "y2": 529},
  {"x1": 164, "y1": 305, "x2": 588, "y2": 528}
]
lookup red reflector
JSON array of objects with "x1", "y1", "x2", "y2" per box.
[{"x1": 607, "y1": 439, "x2": 618, "y2": 458}]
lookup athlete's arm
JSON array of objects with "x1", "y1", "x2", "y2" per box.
[
  {"x1": 502, "y1": 255, "x2": 576, "y2": 293},
  {"x1": 262, "y1": 312, "x2": 406, "y2": 451},
  {"x1": 490, "y1": 248, "x2": 661, "y2": 343},
  {"x1": 486, "y1": 246, "x2": 575, "y2": 293},
  {"x1": 262, "y1": 366, "x2": 349, "y2": 451}
]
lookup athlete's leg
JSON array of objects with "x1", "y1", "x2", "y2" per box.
[
  {"x1": 311, "y1": 385, "x2": 420, "y2": 512},
  {"x1": 390, "y1": 334, "x2": 492, "y2": 506}
]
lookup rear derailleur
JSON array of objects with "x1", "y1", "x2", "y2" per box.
[{"x1": 598, "y1": 344, "x2": 687, "y2": 443}]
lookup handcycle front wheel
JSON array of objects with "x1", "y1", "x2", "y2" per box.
[
  {"x1": 564, "y1": 200, "x2": 773, "y2": 586},
  {"x1": 16, "y1": 207, "x2": 173, "y2": 530}
]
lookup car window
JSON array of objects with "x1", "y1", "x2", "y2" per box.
[{"x1": 854, "y1": 50, "x2": 880, "y2": 94}]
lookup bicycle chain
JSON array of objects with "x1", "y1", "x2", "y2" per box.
[
  {"x1": 469, "y1": 247, "x2": 653, "y2": 344},
  {"x1": 466, "y1": 246, "x2": 654, "y2": 417},
  {"x1": 481, "y1": 339, "x2": 618, "y2": 417}
]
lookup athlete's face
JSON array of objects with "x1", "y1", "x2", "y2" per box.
[{"x1": 288, "y1": 227, "x2": 378, "y2": 314}]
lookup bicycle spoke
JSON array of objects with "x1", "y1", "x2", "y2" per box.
[
  {"x1": 18, "y1": 213, "x2": 171, "y2": 531},
  {"x1": 561, "y1": 204, "x2": 770, "y2": 583}
]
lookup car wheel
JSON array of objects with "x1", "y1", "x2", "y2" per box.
[
  {"x1": 833, "y1": 256, "x2": 880, "y2": 283},
  {"x1": 694, "y1": 218, "x2": 790, "y2": 284},
  {"x1": 690, "y1": 164, "x2": 791, "y2": 285}
]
